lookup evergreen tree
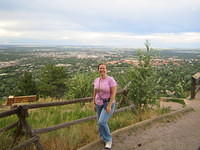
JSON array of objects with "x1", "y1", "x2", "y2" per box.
[
  {"x1": 15, "y1": 71, "x2": 37, "y2": 96},
  {"x1": 127, "y1": 41, "x2": 159, "y2": 109},
  {"x1": 38, "y1": 64, "x2": 67, "y2": 98}
]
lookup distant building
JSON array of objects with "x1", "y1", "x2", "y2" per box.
[
  {"x1": 56, "y1": 64, "x2": 71, "y2": 67},
  {"x1": 106, "y1": 58, "x2": 182, "y2": 67}
]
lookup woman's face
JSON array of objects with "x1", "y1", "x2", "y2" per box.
[{"x1": 98, "y1": 64, "x2": 107, "y2": 76}]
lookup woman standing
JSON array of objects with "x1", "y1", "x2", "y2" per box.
[{"x1": 93, "y1": 64, "x2": 117, "y2": 149}]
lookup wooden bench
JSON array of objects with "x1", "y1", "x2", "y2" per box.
[{"x1": 6, "y1": 95, "x2": 37, "y2": 106}]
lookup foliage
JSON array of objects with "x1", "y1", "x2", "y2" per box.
[
  {"x1": 14, "y1": 71, "x2": 37, "y2": 96},
  {"x1": 155, "y1": 62, "x2": 195, "y2": 98},
  {"x1": 127, "y1": 46, "x2": 159, "y2": 109},
  {"x1": 66, "y1": 72, "x2": 98, "y2": 99},
  {"x1": 37, "y1": 64, "x2": 68, "y2": 98},
  {"x1": 108, "y1": 66, "x2": 130, "y2": 90},
  {"x1": 0, "y1": 46, "x2": 200, "y2": 99},
  {"x1": 0, "y1": 67, "x2": 20, "y2": 97}
]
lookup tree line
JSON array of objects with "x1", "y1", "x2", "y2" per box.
[
  {"x1": 9, "y1": 50, "x2": 200, "y2": 110},
  {"x1": 1, "y1": 43, "x2": 200, "y2": 110}
]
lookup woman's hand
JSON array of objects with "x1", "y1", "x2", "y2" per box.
[
  {"x1": 92, "y1": 100, "x2": 96, "y2": 112},
  {"x1": 106, "y1": 103, "x2": 112, "y2": 113},
  {"x1": 93, "y1": 104, "x2": 96, "y2": 112}
]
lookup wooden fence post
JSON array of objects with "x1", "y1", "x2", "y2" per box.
[
  {"x1": 10, "y1": 121, "x2": 23, "y2": 149},
  {"x1": 118, "y1": 89, "x2": 128, "y2": 107},
  {"x1": 16, "y1": 106, "x2": 44, "y2": 150},
  {"x1": 191, "y1": 77, "x2": 196, "y2": 99},
  {"x1": 118, "y1": 89, "x2": 136, "y2": 112}
]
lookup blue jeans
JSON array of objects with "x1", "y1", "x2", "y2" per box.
[{"x1": 96, "y1": 103, "x2": 115, "y2": 142}]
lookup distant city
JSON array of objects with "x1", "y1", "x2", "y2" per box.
[{"x1": 0, "y1": 45, "x2": 200, "y2": 97}]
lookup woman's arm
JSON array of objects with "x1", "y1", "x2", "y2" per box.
[
  {"x1": 110, "y1": 86, "x2": 117, "y2": 103},
  {"x1": 106, "y1": 86, "x2": 117, "y2": 113},
  {"x1": 92, "y1": 88, "x2": 97, "y2": 111},
  {"x1": 92, "y1": 88, "x2": 96, "y2": 104}
]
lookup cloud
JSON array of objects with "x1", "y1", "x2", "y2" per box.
[
  {"x1": 1, "y1": 23, "x2": 199, "y2": 48},
  {"x1": 0, "y1": 0, "x2": 199, "y2": 47},
  {"x1": 0, "y1": 21, "x2": 22, "y2": 37}
]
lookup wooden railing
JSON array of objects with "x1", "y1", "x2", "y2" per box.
[
  {"x1": 191, "y1": 72, "x2": 200, "y2": 99},
  {"x1": 0, "y1": 86, "x2": 134, "y2": 150}
]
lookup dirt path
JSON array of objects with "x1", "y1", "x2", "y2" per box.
[
  {"x1": 79, "y1": 91, "x2": 200, "y2": 150},
  {"x1": 110, "y1": 92, "x2": 200, "y2": 150},
  {"x1": 111, "y1": 101, "x2": 200, "y2": 150}
]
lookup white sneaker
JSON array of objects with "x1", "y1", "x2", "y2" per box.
[{"x1": 105, "y1": 141, "x2": 112, "y2": 149}]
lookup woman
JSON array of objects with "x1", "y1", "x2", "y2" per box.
[{"x1": 93, "y1": 63, "x2": 117, "y2": 149}]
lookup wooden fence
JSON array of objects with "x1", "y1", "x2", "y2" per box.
[
  {"x1": 0, "y1": 87, "x2": 134, "y2": 150},
  {"x1": 191, "y1": 72, "x2": 200, "y2": 99}
]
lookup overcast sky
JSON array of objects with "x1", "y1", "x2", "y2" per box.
[{"x1": 0, "y1": 0, "x2": 200, "y2": 48}]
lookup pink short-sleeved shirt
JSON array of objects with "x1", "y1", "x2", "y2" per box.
[{"x1": 94, "y1": 76, "x2": 117, "y2": 105}]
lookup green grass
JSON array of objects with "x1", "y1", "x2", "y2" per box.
[
  {"x1": 26, "y1": 103, "x2": 95, "y2": 129},
  {"x1": 0, "y1": 100, "x2": 171, "y2": 150},
  {"x1": 0, "y1": 99, "x2": 6, "y2": 105}
]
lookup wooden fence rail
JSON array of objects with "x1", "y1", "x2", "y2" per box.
[
  {"x1": 11, "y1": 136, "x2": 39, "y2": 150},
  {"x1": 14, "y1": 89, "x2": 126, "y2": 110},
  {"x1": 0, "y1": 85, "x2": 131, "y2": 150},
  {"x1": 23, "y1": 97, "x2": 92, "y2": 109},
  {"x1": 0, "y1": 121, "x2": 18, "y2": 134},
  {"x1": 191, "y1": 72, "x2": 200, "y2": 99},
  {"x1": 0, "y1": 108, "x2": 18, "y2": 118},
  {"x1": 33, "y1": 104, "x2": 135, "y2": 134}
]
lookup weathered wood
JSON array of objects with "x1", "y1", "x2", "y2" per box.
[
  {"x1": 22, "y1": 89, "x2": 127, "y2": 110},
  {"x1": 10, "y1": 136, "x2": 39, "y2": 150},
  {"x1": 192, "y1": 72, "x2": 200, "y2": 80},
  {"x1": 7, "y1": 95, "x2": 37, "y2": 106},
  {"x1": 10, "y1": 106, "x2": 30, "y2": 149},
  {"x1": 0, "y1": 108, "x2": 18, "y2": 118},
  {"x1": 0, "y1": 89, "x2": 127, "y2": 117},
  {"x1": 34, "y1": 137, "x2": 44, "y2": 150},
  {"x1": 115, "y1": 104, "x2": 135, "y2": 113},
  {"x1": 34, "y1": 116, "x2": 96, "y2": 134},
  {"x1": 191, "y1": 72, "x2": 200, "y2": 99},
  {"x1": 16, "y1": 106, "x2": 44, "y2": 150},
  {"x1": 17, "y1": 106, "x2": 32, "y2": 136},
  {"x1": 118, "y1": 90, "x2": 129, "y2": 106},
  {"x1": 195, "y1": 85, "x2": 200, "y2": 93},
  {"x1": 191, "y1": 76, "x2": 196, "y2": 99},
  {"x1": 117, "y1": 81, "x2": 131, "y2": 106},
  {"x1": 24, "y1": 97, "x2": 93, "y2": 109},
  {"x1": 117, "y1": 89, "x2": 128, "y2": 94},
  {"x1": 0, "y1": 121, "x2": 18, "y2": 134},
  {"x1": 10, "y1": 121, "x2": 23, "y2": 149},
  {"x1": 33, "y1": 104, "x2": 135, "y2": 134}
]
